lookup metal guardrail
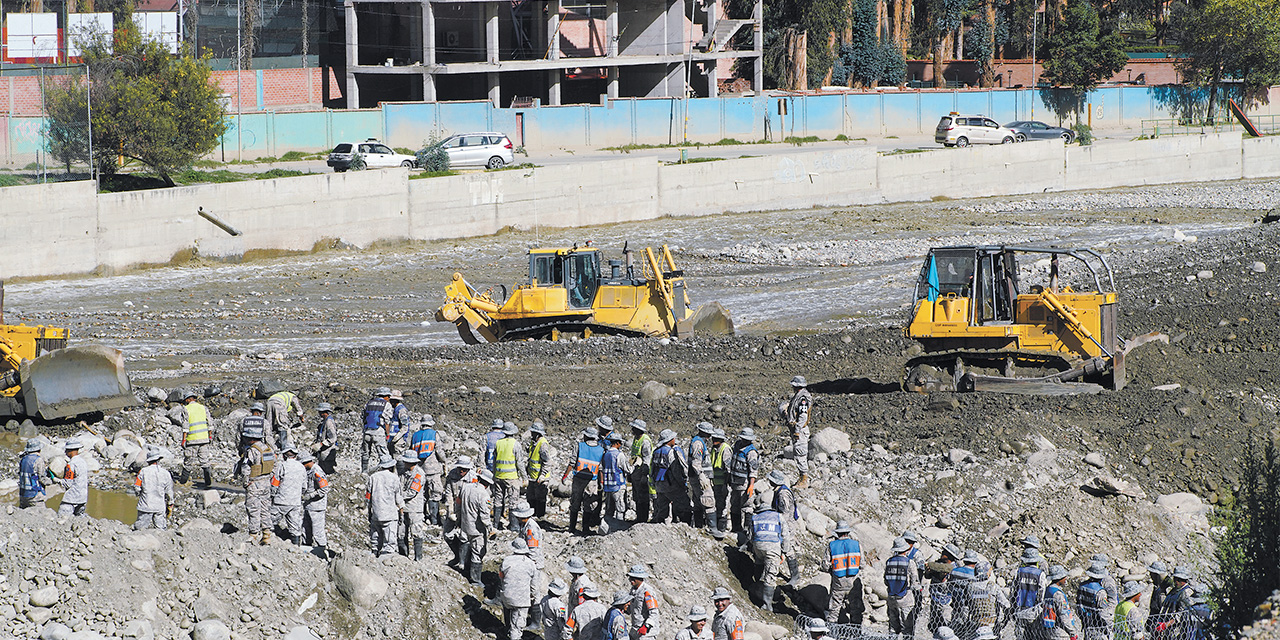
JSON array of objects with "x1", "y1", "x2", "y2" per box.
[{"x1": 1141, "y1": 115, "x2": 1280, "y2": 138}]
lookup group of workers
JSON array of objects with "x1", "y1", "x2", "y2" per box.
[{"x1": 14, "y1": 378, "x2": 1212, "y2": 640}]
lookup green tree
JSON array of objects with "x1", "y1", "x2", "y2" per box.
[
  {"x1": 737, "y1": 0, "x2": 845, "y2": 88},
  {"x1": 42, "y1": 74, "x2": 92, "y2": 174},
  {"x1": 1175, "y1": 0, "x2": 1280, "y2": 124},
  {"x1": 1041, "y1": 0, "x2": 1128, "y2": 91},
  {"x1": 1215, "y1": 436, "x2": 1280, "y2": 632},
  {"x1": 62, "y1": 9, "x2": 228, "y2": 185}
]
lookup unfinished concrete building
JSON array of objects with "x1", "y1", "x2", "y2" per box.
[{"x1": 342, "y1": 0, "x2": 762, "y2": 107}]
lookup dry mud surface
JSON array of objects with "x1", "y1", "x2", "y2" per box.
[{"x1": 1, "y1": 179, "x2": 1278, "y2": 639}]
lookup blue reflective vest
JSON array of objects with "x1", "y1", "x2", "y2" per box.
[
  {"x1": 829, "y1": 537, "x2": 862, "y2": 578},
  {"x1": 603, "y1": 608, "x2": 627, "y2": 640},
  {"x1": 729, "y1": 444, "x2": 756, "y2": 485},
  {"x1": 412, "y1": 428, "x2": 437, "y2": 456},
  {"x1": 885, "y1": 554, "x2": 911, "y2": 597},
  {"x1": 772, "y1": 485, "x2": 798, "y2": 520},
  {"x1": 574, "y1": 441, "x2": 605, "y2": 479},
  {"x1": 362, "y1": 397, "x2": 388, "y2": 433},
  {"x1": 752, "y1": 510, "x2": 782, "y2": 545},
  {"x1": 1043, "y1": 585, "x2": 1064, "y2": 628},
  {"x1": 1079, "y1": 580, "x2": 1107, "y2": 625},
  {"x1": 485, "y1": 430, "x2": 504, "y2": 471},
  {"x1": 19, "y1": 452, "x2": 45, "y2": 500},
  {"x1": 601, "y1": 448, "x2": 626, "y2": 492},
  {"x1": 388, "y1": 403, "x2": 410, "y2": 439},
  {"x1": 1015, "y1": 566, "x2": 1044, "y2": 608}
]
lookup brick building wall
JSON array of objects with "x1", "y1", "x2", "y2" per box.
[
  {"x1": 905, "y1": 59, "x2": 1184, "y2": 88},
  {"x1": 1, "y1": 66, "x2": 333, "y2": 117}
]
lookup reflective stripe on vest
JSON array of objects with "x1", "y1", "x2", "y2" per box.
[
  {"x1": 575, "y1": 441, "x2": 604, "y2": 477},
  {"x1": 829, "y1": 537, "x2": 862, "y2": 577},
  {"x1": 270, "y1": 391, "x2": 296, "y2": 412},
  {"x1": 1079, "y1": 581, "x2": 1106, "y2": 621},
  {"x1": 752, "y1": 510, "x2": 782, "y2": 545},
  {"x1": 528, "y1": 437, "x2": 546, "y2": 476},
  {"x1": 1115, "y1": 600, "x2": 1136, "y2": 640},
  {"x1": 241, "y1": 414, "x2": 265, "y2": 437},
  {"x1": 631, "y1": 434, "x2": 651, "y2": 461},
  {"x1": 1015, "y1": 566, "x2": 1044, "y2": 608},
  {"x1": 412, "y1": 428, "x2": 437, "y2": 456},
  {"x1": 185, "y1": 403, "x2": 210, "y2": 444},
  {"x1": 363, "y1": 397, "x2": 388, "y2": 432},
  {"x1": 601, "y1": 449, "x2": 626, "y2": 492},
  {"x1": 19, "y1": 452, "x2": 44, "y2": 499},
  {"x1": 250, "y1": 441, "x2": 276, "y2": 478},
  {"x1": 523, "y1": 523, "x2": 541, "y2": 549},
  {"x1": 885, "y1": 555, "x2": 910, "y2": 596},
  {"x1": 729, "y1": 444, "x2": 755, "y2": 484},
  {"x1": 1043, "y1": 585, "x2": 1061, "y2": 628},
  {"x1": 653, "y1": 444, "x2": 672, "y2": 482},
  {"x1": 711, "y1": 443, "x2": 730, "y2": 484},
  {"x1": 495, "y1": 437, "x2": 519, "y2": 479}
]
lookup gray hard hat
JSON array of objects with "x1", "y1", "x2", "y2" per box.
[
  {"x1": 1086, "y1": 562, "x2": 1108, "y2": 579},
  {"x1": 23, "y1": 439, "x2": 41, "y2": 453},
  {"x1": 566, "y1": 556, "x2": 587, "y2": 574},
  {"x1": 1047, "y1": 565, "x2": 1069, "y2": 582},
  {"x1": 390, "y1": 390, "x2": 404, "y2": 401},
  {"x1": 711, "y1": 587, "x2": 732, "y2": 601},
  {"x1": 711, "y1": 428, "x2": 726, "y2": 440},
  {"x1": 548, "y1": 579, "x2": 568, "y2": 596},
  {"x1": 64, "y1": 437, "x2": 82, "y2": 451},
  {"x1": 1021, "y1": 534, "x2": 1041, "y2": 549},
  {"x1": 1091, "y1": 553, "x2": 1110, "y2": 565},
  {"x1": 530, "y1": 421, "x2": 545, "y2": 435},
  {"x1": 941, "y1": 544, "x2": 962, "y2": 561},
  {"x1": 492, "y1": 419, "x2": 505, "y2": 429},
  {"x1": 1121, "y1": 581, "x2": 1143, "y2": 600},
  {"x1": 1148, "y1": 561, "x2": 1168, "y2": 576},
  {"x1": 754, "y1": 501, "x2": 775, "y2": 514},
  {"x1": 935, "y1": 627, "x2": 959, "y2": 640},
  {"x1": 766, "y1": 470, "x2": 787, "y2": 486},
  {"x1": 606, "y1": 433, "x2": 624, "y2": 443},
  {"x1": 316, "y1": 402, "x2": 332, "y2": 412},
  {"x1": 298, "y1": 452, "x2": 315, "y2": 464},
  {"x1": 145, "y1": 447, "x2": 164, "y2": 463},
  {"x1": 658, "y1": 429, "x2": 676, "y2": 444},
  {"x1": 399, "y1": 450, "x2": 420, "y2": 464},
  {"x1": 584, "y1": 426, "x2": 599, "y2": 440},
  {"x1": 892, "y1": 537, "x2": 910, "y2": 553},
  {"x1": 963, "y1": 549, "x2": 980, "y2": 564},
  {"x1": 630, "y1": 418, "x2": 647, "y2": 432},
  {"x1": 688, "y1": 605, "x2": 709, "y2": 622},
  {"x1": 595, "y1": 416, "x2": 614, "y2": 430},
  {"x1": 791, "y1": 375, "x2": 807, "y2": 387},
  {"x1": 510, "y1": 539, "x2": 529, "y2": 554},
  {"x1": 420, "y1": 414, "x2": 435, "y2": 427},
  {"x1": 455, "y1": 455, "x2": 473, "y2": 470},
  {"x1": 808, "y1": 619, "x2": 828, "y2": 634},
  {"x1": 1172, "y1": 566, "x2": 1193, "y2": 581},
  {"x1": 738, "y1": 428, "x2": 756, "y2": 441},
  {"x1": 376, "y1": 387, "x2": 391, "y2": 396},
  {"x1": 476, "y1": 469, "x2": 494, "y2": 484},
  {"x1": 975, "y1": 626, "x2": 997, "y2": 640},
  {"x1": 183, "y1": 388, "x2": 198, "y2": 399},
  {"x1": 250, "y1": 402, "x2": 265, "y2": 412},
  {"x1": 696, "y1": 421, "x2": 714, "y2": 434},
  {"x1": 611, "y1": 590, "x2": 631, "y2": 607},
  {"x1": 282, "y1": 445, "x2": 298, "y2": 456},
  {"x1": 503, "y1": 423, "x2": 518, "y2": 436},
  {"x1": 834, "y1": 521, "x2": 853, "y2": 534},
  {"x1": 902, "y1": 530, "x2": 920, "y2": 544},
  {"x1": 1020, "y1": 548, "x2": 1043, "y2": 564},
  {"x1": 513, "y1": 503, "x2": 535, "y2": 519},
  {"x1": 581, "y1": 585, "x2": 600, "y2": 599},
  {"x1": 626, "y1": 564, "x2": 648, "y2": 579},
  {"x1": 377, "y1": 455, "x2": 396, "y2": 469}
]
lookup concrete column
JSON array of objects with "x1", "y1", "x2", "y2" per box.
[
  {"x1": 344, "y1": 0, "x2": 360, "y2": 107},
  {"x1": 424, "y1": 0, "x2": 436, "y2": 65},
  {"x1": 707, "y1": 63, "x2": 717, "y2": 98},
  {"x1": 606, "y1": 0, "x2": 618, "y2": 57},
  {"x1": 423, "y1": 73, "x2": 437, "y2": 101},
  {"x1": 488, "y1": 72, "x2": 501, "y2": 106},
  {"x1": 486, "y1": 2, "x2": 499, "y2": 63},
  {"x1": 547, "y1": 0, "x2": 561, "y2": 59},
  {"x1": 752, "y1": 0, "x2": 763, "y2": 93},
  {"x1": 607, "y1": 66, "x2": 618, "y2": 98},
  {"x1": 548, "y1": 70, "x2": 561, "y2": 105},
  {"x1": 706, "y1": 0, "x2": 718, "y2": 49}
]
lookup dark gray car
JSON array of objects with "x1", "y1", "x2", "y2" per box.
[{"x1": 1005, "y1": 120, "x2": 1076, "y2": 143}]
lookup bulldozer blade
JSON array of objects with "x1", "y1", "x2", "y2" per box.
[
  {"x1": 1122, "y1": 331, "x2": 1169, "y2": 355},
  {"x1": 455, "y1": 323, "x2": 482, "y2": 345},
  {"x1": 687, "y1": 302, "x2": 735, "y2": 336},
  {"x1": 18, "y1": 345, "x2": 138, "y2": 420}
]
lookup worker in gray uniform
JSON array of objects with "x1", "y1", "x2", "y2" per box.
[
  {"x1": 711, "y1": 587, "x2": 745, "y2": 640},
  {"x1": 1091, "y1": 554, "x2": 1120, "y2": 616},
  {"x1": 626, "y1": 565, "x2": 661, "y2": 639},
  {"x1": 651, "y1": 429, "x2": 690, "y2": 524},
  {"x1": 749, "y1": 502, "x2": 787, "y2": 612},
  {"x1": 133, "y1": 448, "x2": 174, "y2": 530},
  {"x1": 500, "y1": 538, "x2": 541, "y2": 640},
  {"x1": 312, "y1": 402, "x2": 339, "y2": 475},
  {"x1": 1042, "y1": 565, "x2": 1080, "y2": 640},
  {"x1": 687, "y1": 422, "x2": 715, "y2": 530},
  {"x1": 567, "y1": 585, "x2": 607, "y2": 640},
  {"x1": 675, "y1": 605, "x2": 713, "y2": 640},
  {"x1": 766, "y1": 470, "x2": 802, "y2": 586},
  {"x1": 241, "y1": 425, "x2": 276, "y2": 545},
  {"x1": 270, "y1": 446, "x2": 307, "y2": 546},
  {"x1": 540, "y1": 579, "x2": 570, "y2": 640},
  {"x1": 366, "y1": 454, "x2": 405, "y2": 557},
  {"x1": 299, "y1": 451, "x2": 330, "y2": 557},
  {"x1": 884, "y1": 537, "x2": 921, "y2": 636},
  {"x1": 461, "y1": 469, "x2": 496, "y2": 586},
  {"x1": 781, "y1": 375, "x2": 812, "y2": 488},
  {"x1": 727, "y1": 429, "x2": 760, "y2": 536},
  {"x1": 399, "y1": 450, "x2": 427, "y2": 560}
]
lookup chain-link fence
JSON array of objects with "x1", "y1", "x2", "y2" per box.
[
  {"x1": 1, "y1": 65, "x2": 93, "y2": 183},
  {"x1": 793, "y1": 584, "x2": 1209, "y2": 640}
]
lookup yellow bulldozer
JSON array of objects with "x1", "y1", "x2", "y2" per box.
[
  {"x1": 902, "y1": 245, "x2": 1164, "y2": 395},
  {"x1": 1, "y1": 284, "x2": 137, "y2": 420},
  {"x1": 435, "y1": 243, "x2": 734, "y2": 344}
]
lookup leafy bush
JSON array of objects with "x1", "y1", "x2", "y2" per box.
[
  {"x1": 1215, "y1": 436, "x2": 1280, "y2": 632},
  {"x1": 349, "y1": 152, "x2": 367, "y2": 171},
  {"x1": 1072, "y1": 123, "x2": 1095, "y2": 145},
  {"x1": 415, "y1": 134, "x2": 450, "y2": 173}
]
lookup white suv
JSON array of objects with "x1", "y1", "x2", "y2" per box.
[
  {"x1": 437, "y1": 133, "x2": 515, "y2": 169},
  {"x1": 935, "y1": 114, "x2": 1017, "y2": 147},
  {"x1": 327, "y1": 139, "x2": 418, "y2": 172}
]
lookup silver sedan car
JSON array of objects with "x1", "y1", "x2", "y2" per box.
[{"x1": 1004, "y1": 120, "x2": 1077, "y2": 143}]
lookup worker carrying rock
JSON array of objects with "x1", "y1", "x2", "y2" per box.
[
  {"x1": 780, "y1": 375, "x2": 812, "y2": 488},
  {"x1": 132, "y1": 447, "x2": 174, "y2": 530}
]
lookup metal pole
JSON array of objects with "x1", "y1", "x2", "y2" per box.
[
  {"x1": 86, "y1": 63, "x2": 93, "y2": 182},
  {"x1": 39, "y1": 66, "x2": 47, "y2": 183},
  {"x1": 237, "y1": 0, "x2": 243, "y2": 162},
  {"x1": 1030, "y1": 11, "x2": 1036, "y2": 120}
]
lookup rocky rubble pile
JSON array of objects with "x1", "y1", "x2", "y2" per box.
[{"x1": 958, "y1": 179, "x2": 1280, "y2": 215}]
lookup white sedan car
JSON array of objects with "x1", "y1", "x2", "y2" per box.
[{"x1": 327, "y1": 140, "x2": 417, "y2": 172}]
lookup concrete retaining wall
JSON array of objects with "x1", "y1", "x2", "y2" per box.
[{"x1": 8, "y1": 131, "x2": 1280, "y2": 281}]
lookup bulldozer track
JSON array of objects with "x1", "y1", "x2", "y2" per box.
[
  {"x1": 500, "y1": 320, "x2": 652, "y2": 341},
  {"x1": 905, "y1": 348, "x2": 1083, "y2": 371}
]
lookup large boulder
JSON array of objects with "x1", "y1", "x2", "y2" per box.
[
  {"x1": 809, "y1": 428, "x2": 851, "y2": 456},
  {"x1": 637, "y1": 381, "x2": 674, "y2": 401},
  {"x1": 191, "y1": 620, "x2": 231, "y2": 640},
  {"x1": 851, "y1": 521, "x2": 894, "y2": 567},
  {"x1": 330, "y1": 559, "x2": 388, "y2": 609}
]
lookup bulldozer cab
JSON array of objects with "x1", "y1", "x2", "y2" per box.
[
  {"x1": 528, "y1": 248, "x2": 600, "y2": 309},
  {"x1": 916, "y1": 247, "x2": 1021, "y2": 325}
]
